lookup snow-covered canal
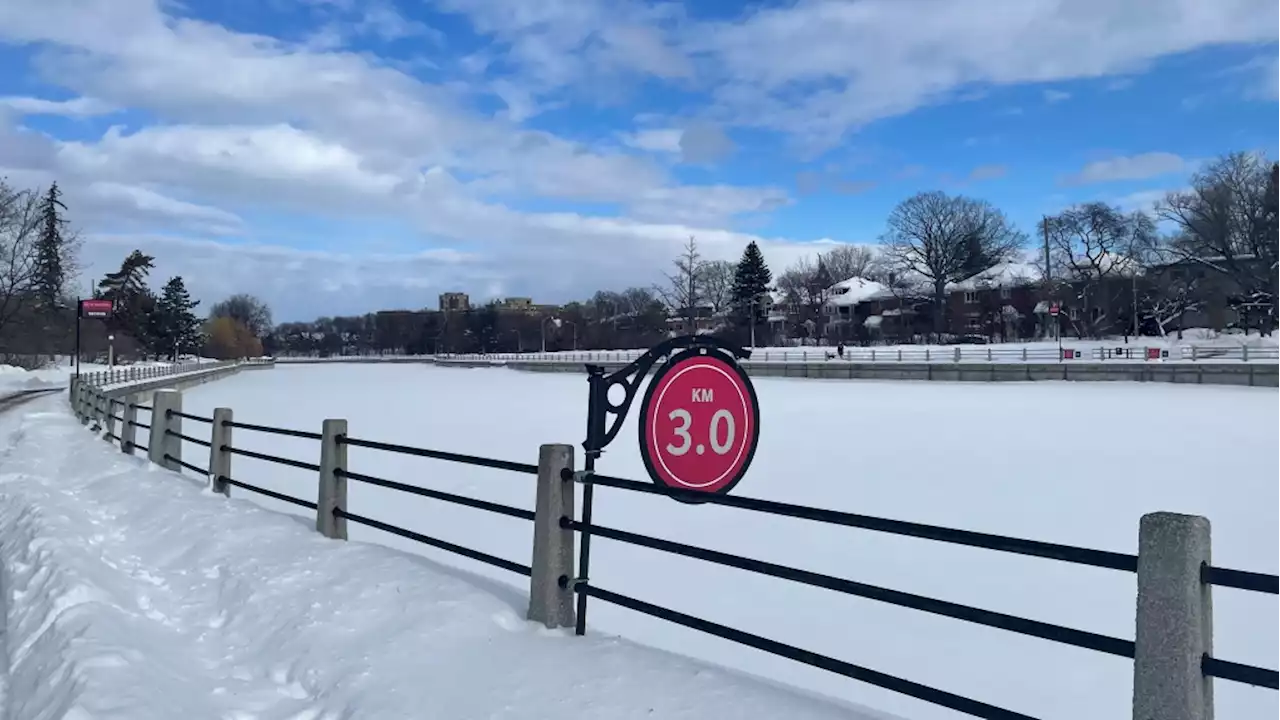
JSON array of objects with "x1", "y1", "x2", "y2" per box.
[{"x1": 180, "y1": 365, "x2": 1279, "y2": 720}]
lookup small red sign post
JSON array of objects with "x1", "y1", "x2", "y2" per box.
[
  {"x1": 638, "y1": 349, "x2": 760, "y2": 498},
  {"x1": 1048, "y1": 303, "x2": 1060, "y2": 316}
]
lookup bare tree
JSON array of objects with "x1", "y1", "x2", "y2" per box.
[
  {"x1": 879, "y1": 191, "x2": 1024, "y2": 334},
  {"x1": 209, "y1": 293, "x2": 274, "y2": 338},
  {"x1": 1041, "y1": 202, "x2": 1152, "y2": 337},
  {"x1": 0, "y1": 180, "x2": 41, "y2": 344},
  {"x1": 698, "y1": 259, "x2": 736, "y2": 316},
  {"x1": 654, "y1": 236, "x2": 705, "y2": 332},
  {"x1": 1157, "y1": 152, "x2": 1277, "y2": 329},
  {"x1": 820, "y1": 245, "x2": 878, "y2": 282},
  {"x1": 776, "y1": 255, "x2": 838, "y2": 339},
  {"x1": 1138, "y1": 271, "x2": 1202, "y2": 338}
]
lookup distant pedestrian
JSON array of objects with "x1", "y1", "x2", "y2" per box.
[{"x1": 837, "y1": 343, "x2": 845, "y2": 359}]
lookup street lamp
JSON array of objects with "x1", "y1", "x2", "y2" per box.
[
  {"x1": 107, "y1": 334, "x2": 115, "y2": 368},
  {"x1": 541, "y1": 317, "x2": 577, "y2": 353}
]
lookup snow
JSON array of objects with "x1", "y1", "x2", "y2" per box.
[
  {"x1": 0, "y1": 358, "x2": 224, "y2": 396},
  {"x1": 827, "y1": 277, "x2": 890, "y2": 307},
  {"x1": 171, "y1": 365, "x2": 1279, "y2": 720},
  {"x1": 0, "y1": 395, "x2": 897, "y2": 720}
]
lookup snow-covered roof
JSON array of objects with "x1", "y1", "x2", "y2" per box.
[
  {"x1": 947, "y1": 260, "x2": 1041, "y2": 291},
  {"x1": 825, "y1": 277, "x2": 889, "y2": 307}
]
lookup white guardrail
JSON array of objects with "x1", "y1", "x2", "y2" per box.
[
  {"x1": 275, "y1": 344, "x2": 1277, "y2": 364},
  {"x1": 427, "y1": 344, "x2": 1279, "y2": 364}
]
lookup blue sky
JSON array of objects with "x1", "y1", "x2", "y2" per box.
[{"x1": 0, "y1": 0, "x2": 1276, "y2": 321}]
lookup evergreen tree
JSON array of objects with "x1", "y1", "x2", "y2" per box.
[
  {"x1": 730, "y1": 241, "x2": 773, "y2": 330},
  {"x1": 98, "y1": 250, "x2": 157, "y2": 347},
  {"x1": 151, "y1": 276, "x2": 203, "y2": 359},
  {"x1": 32, "y1": 182, "x2": 68, "y2": 309}
]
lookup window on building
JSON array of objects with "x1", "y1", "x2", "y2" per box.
[
  {"x1": 966, "y1": 318, "x2": 982, "y2": 331},
  {"x1": 999, "y1": 286, "x2": 1011, "y2": 299},
  {"x1": 963, "y1": 291, "x2": 978, "y2": 304}
]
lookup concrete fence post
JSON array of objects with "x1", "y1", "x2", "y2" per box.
[
  {"x1": 316, "y1": 419, "x2": 348, "y2": 540},
  {"x1": 1133, "y1": 512, "x2": 1213, "y2": 720},
  {"x1": 88, "y1": 385, "x2": 100, "y2": 425},
  {"x1": 209, "y1": 408, "x2": 233, "y2": 496},
  {"x1": 527, "y1": 443, "x2": 577, "y2": 629},
  {"x1": 77, "y1": 381, "x2": 90, "y2": 424},
  {"x1": 92, "y1": 387, "x2": 106, "y2": 428},
  {"x1": 102, "y1": 395, "x2": 117, "y2": 442},
  {"x1": 121, "y1": 398, "x2": 138, "y2": 454},
  {"x1": 148, "y1": 389, "x2": 183, "y2": 471}
]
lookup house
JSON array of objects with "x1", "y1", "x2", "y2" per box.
[
  {"x1": 821, "y1": 277, "x2": 890, "y2": 342},
  {"x1": 943, "y1": 260, "x2": 1042, "y2": 340},
  {"x1": 838, "y1": 260, "x2": 1044, "y2": 342},
  {"x1": 667, "y1": 304, "x2": 718, "y2": 335}
]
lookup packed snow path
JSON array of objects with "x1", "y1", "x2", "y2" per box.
[{"x1": 0, "y1": 396, "x2": 895, "y2": 720}]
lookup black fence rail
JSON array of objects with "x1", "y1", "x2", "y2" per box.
[{"x1": 67, "y1": 373, "x2": 1278, "y2": 720}]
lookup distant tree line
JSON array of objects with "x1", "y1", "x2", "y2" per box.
[{"x1": 0, "y1": 175, "x2": 275, "y2": 366}]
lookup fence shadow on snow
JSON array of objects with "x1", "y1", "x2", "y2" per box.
[{"x1": 69, "y1": 366, "x2": 1277, "y2": 720}]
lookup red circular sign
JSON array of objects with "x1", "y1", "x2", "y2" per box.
[{"x1": 638, "y1": 349, "x2": 760, "y2": 496}]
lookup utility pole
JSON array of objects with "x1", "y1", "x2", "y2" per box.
[{"x1": 1042, "y1": 216, "x2": 1054, "y2": 341}]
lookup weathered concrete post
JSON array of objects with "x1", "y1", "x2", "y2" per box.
[
  {"x1": 527, "y1": 443, "x2": 576, "y2": 629},
  {"x1": 148, "y1": 389, "x2": 183, "y2": 471},
  {"x1": 69, "y1": 377, "x2": 81, "y2": 418},
  {"x1": 92, "y1": 386, "x2": 107, "y2": 427},
  {"x1": 77, "y1": 381, "x2": 90, "y2": 424},
  {"x1": 208, "y1": 407, "x2": 234, "y2": 496},
  {"x1": 316, "y1": 419, "x2": 348, "y2": 540},
  {"x1": 102, "y1": 394, "x2": 117, "y2": 442},
  {"x1": 121, "y1": 397, "x2": 138, "y2": 454},
  {"x1": 1133, "y1": 512, "x2": 1214, "y2": 720}
]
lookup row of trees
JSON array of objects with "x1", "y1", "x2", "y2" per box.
[
  {"x1": 1, "y1": 175, "x2": 278, "y2": 365},
  {"x1": 737, "y1": 150, "x2": 1276, "y2": 341},
  {"x1": 74, "y1": 247, "x2": 274, "y2": 362}
]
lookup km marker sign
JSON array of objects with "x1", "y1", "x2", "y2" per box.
[{"x1": 639, "y1": 348, "x2": 761, "y2": 499}]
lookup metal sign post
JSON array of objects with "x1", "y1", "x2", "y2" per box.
[{"x1": 574, "y1": 335, "x2": 759, "y2": 635}]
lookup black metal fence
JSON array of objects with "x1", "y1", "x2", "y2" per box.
[{"x1": 69, "y1": 373, "x2": 1278, "y2": 720}]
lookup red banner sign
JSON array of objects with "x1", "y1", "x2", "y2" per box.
[{"x1": 80, "y1": 299, "x2": 114, "y2": 318}]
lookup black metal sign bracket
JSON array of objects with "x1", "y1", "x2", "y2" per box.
[{"x1": 582, "y1": 334, "x2": 749, "y2": 462}]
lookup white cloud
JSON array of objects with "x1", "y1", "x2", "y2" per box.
[
  {"x1": 1042, "y1": 89, "x2": 1071, "y2": 103},
  {"x1": 1064, "y1": 152, "x2": 1192, "y2": 185},
  {"x1": 1113, "y1": 188, "x2": 1174, "y2": 213},
  {"x1": 0, "y1": 95, "x2": 115, "y2": 116},
  {"x1": 679, "y1": 121, "x2": 736, "y2": 165},
  {"x1": 1257, "y1": 56, "x2": 1279, "y2": 100},
  {"x1": 619, "y1": 128, "x2": 683, "y2": 154}
]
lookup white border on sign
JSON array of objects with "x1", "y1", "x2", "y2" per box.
[{"x1": 649, "y1": 359, "x2": 752, "y2": 489}]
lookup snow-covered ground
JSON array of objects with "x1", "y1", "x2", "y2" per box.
[
  {"x1": 0, "y1": 358, "x2": 221, "y2": 395},
  {"x1": 0, "y1": 395, "x2": 897, "y2": 720},
  {"x1": 166, "y1": 365, "x2": 1279, "y2": 720}
]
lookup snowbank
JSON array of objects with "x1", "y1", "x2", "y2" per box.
[{"x1": 0, "y1": 397, "x2": 894, "y2": 720}]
